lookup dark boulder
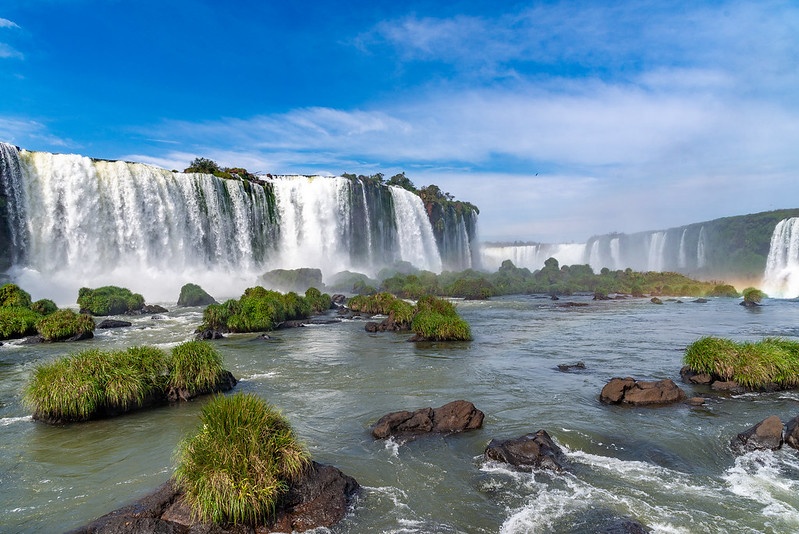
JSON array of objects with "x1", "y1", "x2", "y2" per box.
[
  {"x1": 166, "y1": 370, "x2": 237, "y2": 403},
  {"x1": 372, "y1": 400, "x2": 484, "y2": 439},
  {"x1": 692, "y1": 298, "x2": 708, "y2": 303},
  {"x1": 557, "y1": 361, "x2": 586, "y2": 372},
  {"x1": 67, "y1": 462, "x2": 358, "y2": 533},
  {"x1": 97, "y1": 319, "x2": 132, "y2": 329},
  {"x1": 195, "y1": 329, "x2": 224, "y2": 340},
  {"x1": 276, "y1": 320, "x2": 307, "y2": 329},
  {"x1": 679, "y1": 365, "x2": 713, "y2": 385},
  {"x1": 650, "y1": 297, "x2": 663, "y2": 305},
  {"x1": 66, "y1": 330, "x2": 94, "y2": 342},
  {"x1": 552, "y1": 508, "x2": 651, "y2": 533},
  {"x1": 600, "y1": 377, "x2": 686, "y2": 406},
  {"x1": 484, "y1": 430, "x2": 566, "y2": 472},
  {"x1": 731, "y1": 415, "x2": 784, "y2": 454},
  {"x1": 785, "y1": 416, "x2": 799, "y2": 451},
  {"x1": 331, "y1": 294, "x2": 346, "y2": 306}
]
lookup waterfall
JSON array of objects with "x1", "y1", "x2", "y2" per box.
[
  {"x1": 609, "y1": 237, "x2": 621, "y2": 270},
  {"x1": 762, "y1": 218, "x2": 799, "y2": 298},
  {"x1": 678, "y1": 228, "x2": 688, "y2": 269},
  {"x1": 1, "y1": 147, "x2": 472, "y2": 302},
  {"x1": 697, "y1": 226, "x2": 707, "y2": 268},
  {"x1": 647, "y1": 232, "x2": 667, "y2": 272},
  {"x1": 389, "y1": 186, "x2": 443, "y2": 272}
]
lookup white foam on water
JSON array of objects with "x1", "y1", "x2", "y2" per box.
[
  {"x1": 0, "y1": 415, "x2": 32, "y2": 426},
  {"x1": 723, "y1": 450, "x2": 799, "y2": 525},
  {"x1": 240, "y1": 371, "x2": 278, "y2": 381}
]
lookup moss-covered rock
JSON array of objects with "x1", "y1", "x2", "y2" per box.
[
  {"x1": 177, "y1": 283, "x2": 218, "y2": 307},
  {"x1": 0, "y1": 283, "x2": 33, "y2": 308},
  {"x1": 77, "y1": 286, "x2": 145, "y2": 315}
]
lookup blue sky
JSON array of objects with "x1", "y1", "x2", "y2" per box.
[{"x1": 2, "y1": 1, "x2": 798, "y2": 242}]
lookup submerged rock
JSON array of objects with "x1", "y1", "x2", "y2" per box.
[
  {"x1": 372, "y1": 400, "x2": 484, "y2": 439},
  {"x1": 67, "y1": 462, "x2": 359, "y2": 533},
  {"x1": 195, "y1": 329, "x2": 224, "y2": 340},
  {"x1": 600, "y1": 377, "x2": 686, "y2": 406},
  {"x1": 557, "y1": 361, "x2": 586, "y2": 372},
  {"x1": 731, "y1": 415, "x2": 784, "y2": 454},
  {"x1": 97, "y1": 319, "x2": 132, "y2": 329},
  {"x1": 484, "y1": 430, "x2": 566, "y2": 472}
]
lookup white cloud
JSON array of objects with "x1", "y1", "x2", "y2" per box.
[
  {"x1": 0, "y1": 18, "x2": 19, "y2": 29},
  {"x1": 0, "y1": 42, "x2": 23, "y2": 59}
]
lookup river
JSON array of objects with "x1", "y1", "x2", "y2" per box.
[{"x1": 2, "y1": 295, "x2": 799, "y2": 533}]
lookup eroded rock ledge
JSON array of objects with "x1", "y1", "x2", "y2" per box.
[
  {"x1": 67, "y1": 462, "x2": 359, "y2": 534},
  {"x1": 372, "y1": 400, "x2": 484, "y2": 439},
  {"x1": 600, "y1": 377, "x2": 687, "y2": 406}
]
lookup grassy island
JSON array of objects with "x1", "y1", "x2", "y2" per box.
[
  {"x1": 25, "y1": 341, "x2": 235, "y2": 423},
  {"x1": 684, "y1": 336, "x2": 799, "y2": 390},
  {"x1": 175, "y1": 393, "x2": 309, "y2": 525},
  {"x1": 348, "y1": 293, "x2": 471, "y2": 341}
]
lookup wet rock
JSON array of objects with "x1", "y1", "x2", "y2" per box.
[
  {"x1": 731, "y1": 415, "x2": 784, "y2": 454},
  {"x1": 557, "y1": 361, "x2": 586, "y2": 372},
  {"x1": 331, "y1": 294, "x2": 346, "y2": 306},
  {"x1": 97, "y1": 319, "x2": 132, "y2": 329},
  {"x1": 686, "y1": 397, "x2": 706, "y2": 406},
  {"x1": 692, "y1": 298, "x2": 708, "y2": 303},
  {"x1": 251, "y1": 333, "x2": 271, "y2": 341},
  {"x1": 710, "y1": 380, "x2": 742, "y2": 393},
  {"x1": 600, "y1": 377, "x2": 686, "y2": 406},
  {"x1": 784, "y1": 416, "x2": 799, "y2": 451},
  {"x1": 196, "y1": 329, "x2": 224, "y2": 340},
  {"x1": 66, "y1": 330, "x2": 94, "y2": 342},
  {"x1": 650, "y1": 297, "x2": 663, "y2": 304},
  {"x1": 679, "y1": 365, "x2": 713, "y2": 385},
  {"x1": 555, "y1": 509, "x2": 652, "y2": 533},
  {"x1": 372, "y1": 400, "x2": 484, "y2": 439},
  {"x1": 19, "y1": 335, "x2": 44, "y2": 345},
  {"x1": 484, "y1": 430, "x2": 566, "y2": 472},
  {"x1": 276, "y1": 320, "x2": 307, "y2": 329},
  {"x1": 166, "y1": 370, "x2": 237, "y2": 403},
  {"x1": 68, "y1": 462, "x2": 358, "y2": 533}
]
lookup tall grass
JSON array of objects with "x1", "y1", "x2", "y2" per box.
[
  {"x1": 0, "y1": 306, "x2": 41, "y2": 340},
  {"x1": 174, "y1": 393, "x2": 309, "y2": 525},
  {"x1": 168, "y1": 341, "x2": 224, "y2": 395},
  {"x1": 35, "y1": 309, "x2": 95, "y2": 341},
  {"x1": 684, "y1": 336, "x2": 799, "y2": 389},
  {"x1": 411, "y1": 310, "x2": 472, "y2": 341}
]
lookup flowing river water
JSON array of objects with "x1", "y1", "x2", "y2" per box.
[{"x1": 2, "y1": 295, "x2": 799, "y2": 533}]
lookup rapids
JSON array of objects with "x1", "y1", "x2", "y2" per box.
[{"x1": 2, "y1": 295, "x2": 799, "y2": 532}]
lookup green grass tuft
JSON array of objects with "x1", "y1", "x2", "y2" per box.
[
  {"x1": 0, "y1": 306, "x2": 41, "y2": 340},
  {"x1": 169, "y1": 341, "x2": 224, "y2": 395},
  {"x1": 174, "y1": 393, "x2": 309, "y2": 525},
  {"x1": 35, "y1": 309, "x2": 95, "y2": 341},
  {"x1": 684, "y1": 336, "x2": 799, "y2": 389},
  {"x1": 77, "y1": 286, "x2": 145, "y2": 315}
]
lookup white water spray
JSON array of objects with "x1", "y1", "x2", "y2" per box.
[{"x1": 762, "y1": 218, "x2": 799, "y2": 298}]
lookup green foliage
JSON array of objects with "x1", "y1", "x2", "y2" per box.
[
  {"x1": 684, "y1": 336, "x2": 799, "y2": 390},
  {"x1": 386, "y1": 172, "x2": 416, "y2": 192},
  {"x1": 177, "y1": 283, "x2": 217, "y2": 307},
  {"x1": 0, "y1": 283, "x2": 32, "y2": 308},
  {"x1": 35, "y1": 309, "x2": 95, "y2": 342},
  {"x1": 169, "y1": 341, "x2": 224, "y2": 396},
  {"x1": 347, "y1": 292, "x2": 400, "y2": 315},
  {"x1": 409, "y1": 296, "x2": 471, "y2": 340},
  {"x1": 174, "y1": 393, "x2": 309, "y2": 525},
  {"x1": 260, "y1": 268, "x2": 323, "y2": 293},
  {"x1": 202, "y1": 299, "x2": 241, "y2": 331},
  {"x1": 31, "y1": 298, "x2": 58, "y2": 315},
  {"x1": 77, "y1": 286, "x2": 145, "y2": 316},
  {"x1": 185, "y1": 157, "x2": 221, "y2": 175},
  {"x1": 24, "y1": 345, "x2": 171, "y2": 422},
  {"x1": 0, "y1": 306, "x2": 41, "y2": 340},
  {"x1": 304, "y1": 287, "x2": 332, "y2": 313},
  {"x1": 742, "y1": 287, "x2": 767, "y2": 304},
  {"x1": 707, "y1": 284, "x2": 740, "y2": 298}
]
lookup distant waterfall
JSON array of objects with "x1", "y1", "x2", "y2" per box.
[
  {"x1": 697, "y1": 226, "x2": 707, "y2": 268},
  {"x1": 0, "y1": 145, "x2": 475, "y2": 301},
  {"x1": 389, "y1": 186, "x2": 443, "y2": 272},
  {"x1": 678, "y1": 229, "x2": 688, "y2": 268},
  {"x1": 762, "y1": 218, "x2": 799, "y2": 298},
  {"x1": 647, "y1": 232, "x2": 667, "y2": 272}
]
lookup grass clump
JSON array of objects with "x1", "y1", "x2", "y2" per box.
[
  {"x1": 169, "y1": 341, "x2": 224, "y2": 396},
  {"x1": 411, "y1": 296, "x2": 472, "y2": 342},
  {"x1": 684, "y1": 336, "x2": 799, "y2": 390},
  {"x1": 0, "y1": 306, "x2": 41, "y2": 340},
  {"x1": 742, "y1": 287, "x2": 767, "y2": 305},
  {"x1": 0, "y1": 283, "x2": 33, "y2": 308},
  {"x1": 35, "y1": 309, "x2": 95, "y2": 341},
  {"x1": 200, "y1": 287, "x2": 318, "y2": 333},
  {"x1": 304, "y1": 287, "x2": 332, "y2": 313},
  {"x1": 23, "y1": 343, "x2": 226, "y2": 423},
  {"x1": 77, "y1": 285, "x2": 145, "y2": 315},
  {"x1": 31, "y1": 298, "x2": 58, "y2": 315},
  {"x1": 174, "y1": 393, "x2": 309, "y2": 525}
]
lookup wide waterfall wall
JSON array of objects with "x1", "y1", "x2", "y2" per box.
[
  {"x1": 0, "y1": 144, "x2": 470, "y2": 301},
  {"x1": 762, "y1": 218, "x2": 799, "y2": 298}
]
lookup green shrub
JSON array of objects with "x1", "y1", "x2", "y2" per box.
[
  {"x1": 304, "y1": 287, "x2": 332, "y2": 313},
  {"x1": 742, "y1": 287, "x2": 766, "y2": 305},
  {"x1": 77, "y1": 286, "x2": 145, "y2": 315},
  {"x1": 684, "y1": 336, "x2": 799, "y2": 389},
  {"x1": 0, "y1": 306, "x2": 41, "y2": 340},
  {"x1": 35, "y1": 309, "x2": 95, "y2": 342},
  {"x1": 0, "y1": 283, "x2": 33, "y2": 308},
  {"x1": 411, "y1": 310, "x2": 472, "y2": 341},
  {"x1": 347, "y1": 292, "x2": 399, "y2": 314},
  {"x1": 706, "y1": 284, "x2": 739, "y2": 298},
  {"x1": 31, "y1": 298, "x2": 58, "y2": 315},
  {"x1": 175, "y1": 393, "x2": 309, "y2": 525},
  {"x1": 177, "y1": 283, "x2": 218, "y2": 307},
  {"x1": 169, "y1": 341, "x2": 224, "y2": 395},
  {"x1": 202, "y1": 299, "x2": 241, "y2": 331}
]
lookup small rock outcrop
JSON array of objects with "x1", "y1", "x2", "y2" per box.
[
  {"x1": 176, "y1": 283, "x2": 218, "y2": 307},
  {"x1": 785, "y1": 416, "x2": 799, "y2": 451},
  {"x1": 680, "y1": 366, "x2": 745, "y2": 393},
  {"x1": 372, "y1": 400, "x2": 484, "y2": 439},
  {"x1": 97, "y1": 319, "x2": 132, "y2": 329},
  {"x1": 731, "y1": 415, "x2": 784, "y2": 454},
  {"x1": 484, "y1": 430, "x2": 566, "y2": 472},
  {"x1": 195, "y1": 329, "x2": 224, "y2": 340},
  {"x1": 557, "y1": 361, "x2": 586, "y2": 372},
  {"x1": 67, "y1": 462, "x2": 358, "y2": 533},
  {"x1": 600, "y1": 377, "x2": 686, "y2": 406}
]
